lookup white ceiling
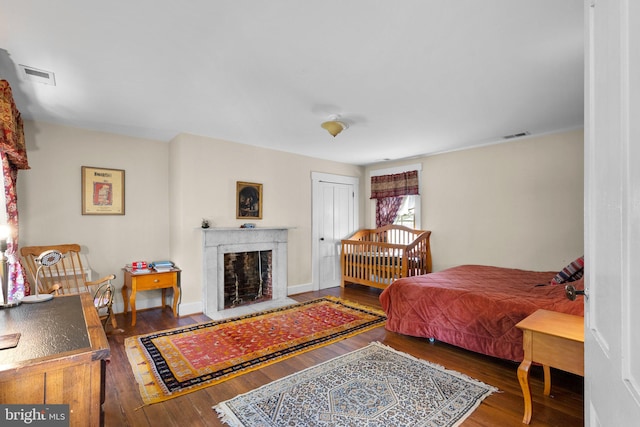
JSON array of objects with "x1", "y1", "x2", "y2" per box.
[{"x1": 0, "y1": 1, "x2": 584, "y2": 166}]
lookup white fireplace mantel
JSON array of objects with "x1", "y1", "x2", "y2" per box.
[{"x1": 202, "y1": 227, "x2": 293, "y2": 319}]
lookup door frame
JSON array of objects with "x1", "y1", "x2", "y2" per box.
[{"x1": 311, "y1": 172, "x2": 360, "y2": 291}]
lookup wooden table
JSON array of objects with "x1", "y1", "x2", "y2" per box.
[
  {"x1": 0, "y1": 293, "x2": 110, "y2": 427},
  {"x1": 516, "y1": 309, "x2": 584, "y2": 424},
  {"x1": 122, "y1": 268, "x2": 181, "y2": 326}
]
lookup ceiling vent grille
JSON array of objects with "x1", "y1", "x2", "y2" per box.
[
  {"x1": 502, "y1": 131, "x2": 530, "y2": 139},
  {"x1": 19, "y1": 65, "x2": 56, "y2": 86}
]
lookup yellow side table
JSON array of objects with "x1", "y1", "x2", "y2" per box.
[
  {"x1": 516, "y1": 309, "x2": 584, "y2": 424},
  {"x1": 122, "y1": 268, "x2": 181, "y2": 326}
]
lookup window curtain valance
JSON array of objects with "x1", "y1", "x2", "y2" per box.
[
  {"x1": 370, "y1": 170, "x2": 419, "y2": 199},
  {"x1": 1, "y1": 80, "x2": 30, "y2": 170}
]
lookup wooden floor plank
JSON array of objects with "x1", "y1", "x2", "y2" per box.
[{"x1": 104, "y1": 284, "x2": 583, "y2": 426}]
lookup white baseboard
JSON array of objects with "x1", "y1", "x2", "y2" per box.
[
  {"x1": 287, "y1": 282, "x2": 313, "y2": 295},
  {"x1": 178, "y1": 301, "x2": 204, "y2": 316}
]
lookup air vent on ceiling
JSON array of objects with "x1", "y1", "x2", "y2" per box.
[
  {"x1": 503, "y1": 131, "x2": 530, "y2": 139},
  {"x1": 19, "y1": 65, "x2": 56, "y2": 86}
]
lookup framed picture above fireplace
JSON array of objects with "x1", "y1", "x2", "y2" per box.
[{"x1": 236, "y1": 181, "x2": 262, "y2": 219}]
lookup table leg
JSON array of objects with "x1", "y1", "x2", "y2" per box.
[
  {"x1": 130, "y1": 288, "x2": 137, "y2": 326},
  {"x1": 171, "y1": 283, "x2": 180, "y2": 318},
  {"x1": 518, "y1": 358, "x2": 533, "y2": 424},
  {"x1": 161, "y1": 288, "x2": 167, "y2": 308},
  {"x1": 121, "y1": 284, "x2": 129, "y2": 314},
  {"x1": 543, "y1": 365, "x2": 552, "y2": 396}
]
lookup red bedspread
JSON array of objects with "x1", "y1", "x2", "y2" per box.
[{"x1": 379, "y1": 264, "x2": 584, "y2": 362}]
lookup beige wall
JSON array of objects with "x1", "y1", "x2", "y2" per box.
[
  {"x1": 17, "y1": 120, "x2": 363, "y2": 314},
  {"x1": 167, "y1": 133, "x2": 363, "y2": 313},
  {"x1": 18, "y1": 120, "x2": 171, "y2": 311},
  {"x1": 365, "y1": 129, "x2": 584, "y2": 272},
  {"x1": 17, "y1": 120, "x2": 582, "y2": 314}
]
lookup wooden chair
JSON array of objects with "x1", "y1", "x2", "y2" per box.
[{"x1": 20, "y1": 244, "x2": 118, "y2": 330}]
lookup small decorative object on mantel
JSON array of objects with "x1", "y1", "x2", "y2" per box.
[
  {"x1": 201, "y1": 219, "x2": 210, "y2": 228},
  {"x1": 240, "y1": 223, "x2": 256, "y2": 229}
]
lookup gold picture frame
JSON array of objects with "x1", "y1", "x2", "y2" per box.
[
  {"x1": 81, "y1": 166, "x2": 125, "y2": 215},
  {"x1": 236, "y1": 181, "x2": 262, "y2": 219}
]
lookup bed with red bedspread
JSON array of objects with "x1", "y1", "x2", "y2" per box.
[{"x1": 379, "y1": 264, "x2": 584, "y2": 362}]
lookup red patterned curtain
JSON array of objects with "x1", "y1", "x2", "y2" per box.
[
  {"x1": 370, "y1": 170, "x2": 420, "y2": 227},
  {"x1": 375, "y1": 196, "x2": 404, "y2": 228},
  {"x1": 1, "y1": 80, "x2": 30, "y2": 301},
  {"x1": 1, "y1": 81, "x2": 30, "y2": 169},
  {"x1": 370, "y1": 170, "x2": 419, "y2": 199}
]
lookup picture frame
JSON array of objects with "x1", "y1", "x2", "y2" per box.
[
  {"x1": 81, "y1": 166, "x2": 125, "y2": 215},
  {"x1": 236, "y1": 181, "x2": 262, "y2": 219}
]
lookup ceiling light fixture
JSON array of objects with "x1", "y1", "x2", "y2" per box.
[{"x1": 321, "y1": 115, "x2": 348, "y2": 137}]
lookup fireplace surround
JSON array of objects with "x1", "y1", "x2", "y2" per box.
[{"x1": 202, "y1": 227, "x2": 293, "y2": 319}]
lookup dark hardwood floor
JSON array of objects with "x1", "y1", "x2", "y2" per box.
[{"x1": 104, "y1": 284, "x2": 583, "y2": 426}]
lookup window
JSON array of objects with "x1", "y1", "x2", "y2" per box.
[
  {"x1": 369, "y1": 164, "x2": 422, "y2": 229},
  {"x1": 393, "y1": 195, "x2": 416, "y2": 228}
]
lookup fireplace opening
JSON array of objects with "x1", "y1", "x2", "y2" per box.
[{"x1": 223, "y1": 250, "x2": 273, "y2": 309}]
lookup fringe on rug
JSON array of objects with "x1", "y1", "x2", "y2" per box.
[{"x1": 214, "y1": 402, "x2": 243, "y2": 427}]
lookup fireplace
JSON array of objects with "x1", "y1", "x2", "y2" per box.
[
  {"x1": 223, "y1": 250, "x2": 272, "y2": 308},
  {"x1": 202, "y1": 227, "x2": 293, "y2": 319}
]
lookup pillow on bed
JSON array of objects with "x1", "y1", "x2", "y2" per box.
[{"x1": 550, "y1": 256, "x2": 584, "y2": 285}]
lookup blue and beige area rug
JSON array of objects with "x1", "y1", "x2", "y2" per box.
[{"x1": 214, "y1": 342, "x2": 498, "y2": 427}]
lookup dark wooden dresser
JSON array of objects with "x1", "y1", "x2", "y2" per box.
[{"x1": 0, "y1": 293, "x2": 110, "y2": 426}]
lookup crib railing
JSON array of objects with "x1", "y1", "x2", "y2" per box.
[{"x1": 341, "y1": 225, "x2": 431, "y2": 289}]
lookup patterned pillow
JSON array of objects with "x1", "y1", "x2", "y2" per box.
[{"x1": 550, "y1": 256, "x2": 584, "y2": 285}]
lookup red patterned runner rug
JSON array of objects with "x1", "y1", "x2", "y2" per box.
[{"x1": 125, "y1": 296, "x2": 386, "y2": 405}]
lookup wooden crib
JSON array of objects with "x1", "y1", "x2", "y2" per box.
[{"x1": 341, "y1": 224, "x2": 432, "y2": 289}]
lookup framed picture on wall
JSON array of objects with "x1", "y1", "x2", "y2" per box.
[
  {"x1": 81, "y1": 166, "x2": 125, "y2": 215},
  {"x1": 236, "y1": 181, "x2": 262, "y2": 219}
]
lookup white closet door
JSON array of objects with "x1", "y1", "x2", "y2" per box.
[{"x1": 311, "y1": 173, "x2": 358, "y2": 291}]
